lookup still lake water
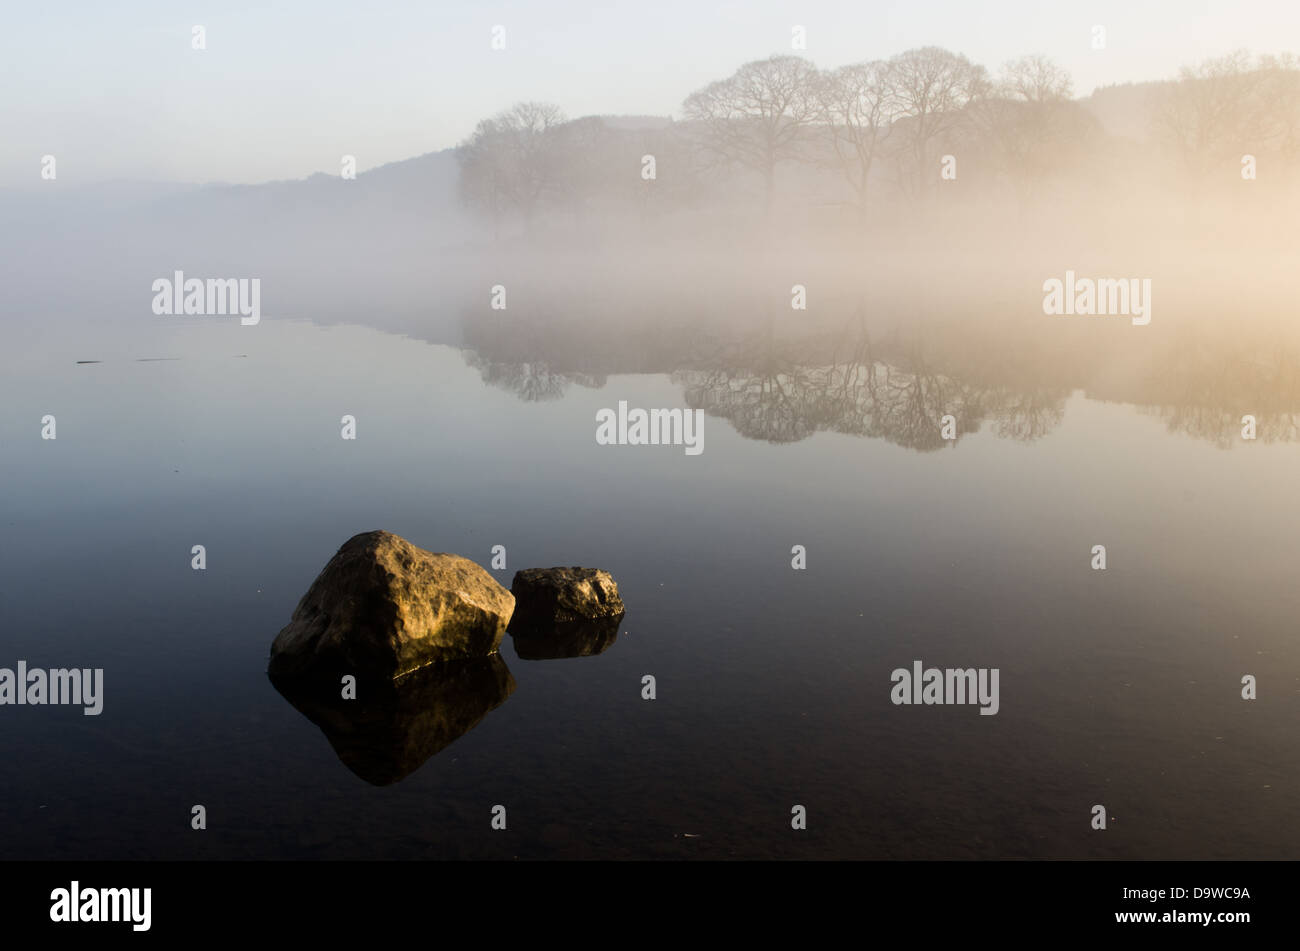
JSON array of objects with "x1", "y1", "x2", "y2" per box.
[{"x1": 1, "y1": 311, "x2": 1297, "y2": 860}]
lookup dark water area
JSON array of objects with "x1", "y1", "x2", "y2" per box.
[{"x1": 1, "y1": 307, "x2": 1297, "y2": 860}]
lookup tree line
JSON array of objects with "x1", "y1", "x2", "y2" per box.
[{"x1": 455, "y1": 47, "x2": 1300, "y2": 230}]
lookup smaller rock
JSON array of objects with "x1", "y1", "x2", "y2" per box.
[{"x1": 509, "y1": 567, "x2": 625, "y2": 627}]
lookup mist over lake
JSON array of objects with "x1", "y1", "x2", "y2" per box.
[{"x1": 3, "y1": 5, "x2": 1299, "y2": 865}]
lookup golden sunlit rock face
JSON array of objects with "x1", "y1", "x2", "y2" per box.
[{"x1": 269, "y1": 531, "x2": 515, "y2": 681}]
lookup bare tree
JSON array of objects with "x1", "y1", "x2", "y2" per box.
[
  {"x1": 1256, "y1": 52, "x2": 1300, "y2": 163},
  {"x1": 816, "y1": 61, "x2": 895, "y2": 224},
  {"x1": 682, "y1": 55, "x2": 821, "y2": 211},
  {"x1": 883, "y1": 47, "x2": 989, "y2": 201},
  {"x1": 456, "y1": 101, "x2": 567, "y2": 229},
  {"x1": 1000, "y1": 54, "x2": 1073, "y2": 103},
  {"x1": 1155, "y1": 51, "x2": 1271, "y2": 177},
  {"x1": 972, "y1": 55, "x2": 1080, "y2": 202}
]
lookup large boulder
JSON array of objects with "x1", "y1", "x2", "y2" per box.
[
  {"x1": 509, "y1": 567, "x2": 625, "y2": 627},
  {"x1": 269, "y1": 531, "x2": 515, "y2": 681}
]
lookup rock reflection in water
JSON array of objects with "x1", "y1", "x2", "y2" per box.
[
  {"x1": 508, "y1": 615, "x2": 623, "y2": 660},
  {"x1": 270, "y1": 655, "x2": 515, "y2": 785}
]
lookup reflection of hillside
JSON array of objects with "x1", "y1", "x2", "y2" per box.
[
  {"x1": 461, "y1": 308, "x2": 703, "y2": 401},
  {"x1": 669, "y1": 322, "x2": 1070, "y2": 449},
  {"x1": 1117, "y1": 337, "x2": 1300, "y2": 447},
  {"x1": 673, "y1": 359, "x2": 990, "y2": 450},
  {"x1": 464, "y1": 351, "x2": 604, "y2": 402},
  {"x1": 459, "y1": 308, "x2": 1300, "y2": 450}
]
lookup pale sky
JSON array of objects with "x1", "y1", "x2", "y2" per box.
[{"x1": 1, "y1": 0, "x2": 1295, "y2": 185}]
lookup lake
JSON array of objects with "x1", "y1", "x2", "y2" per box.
[{"x1": 1, "y1": 304, "x2": 1297, "y2": 860}]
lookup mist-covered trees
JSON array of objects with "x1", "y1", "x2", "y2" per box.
[
  {"x1": 883, "y1": 47, "x2": 989, "y2": 200},
  {"x1": 815, "y1": 60, "x2": 893, "y2": 222},
  {"x1": 678, "y1": 49, "x2": 988, "y2": 215},
  {"x1": 453, "y1": 45, "x2": 1300, "y2": 233},
  {"x1": 1260, "y1": 53, "x2": 1300, "y2": 162},
  {"x1": 1001, "y1": 55, "x2": 1073, "y2": 103},
  {"x1": 973, "y1": 55, "x2": 1090, "y2": 200},
  {"x1": 456, "y1": 102, "x2": 568, "y2": 223},
  {"x1": 682, "y1": 55, "x2": 822, "y2": 210},
  {"x1": 1156, "y1": 50, "x2": 1300, "y2": 177},
  {"x1": 457, "y1": 104, "x2": 703, "y2": 229}
]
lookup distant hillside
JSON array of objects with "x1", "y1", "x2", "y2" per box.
[{"x1": 0, "y1": 147, "x2": 478, "y2": 335}]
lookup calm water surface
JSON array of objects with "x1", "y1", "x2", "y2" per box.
[{"x1": 1, "y1": 312, "x2": 1297, "y2": 859}]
